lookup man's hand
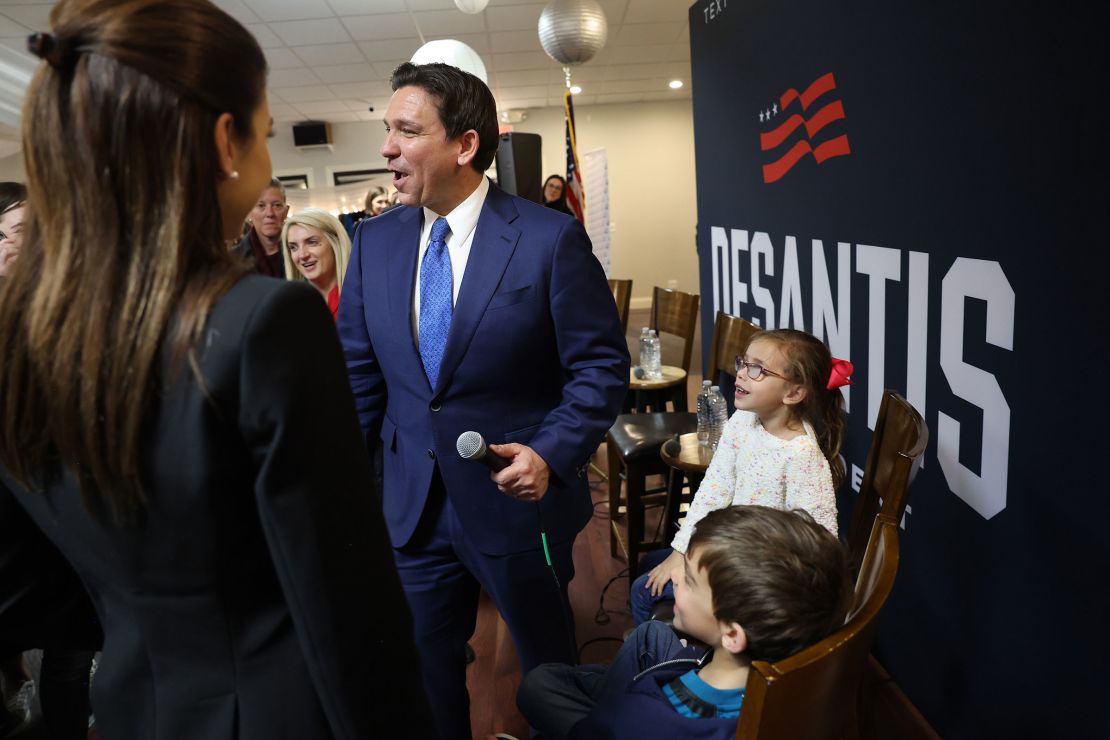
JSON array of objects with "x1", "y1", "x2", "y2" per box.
[{"x1": 488, "y1": 443, "x2": 551, "y2": 502}]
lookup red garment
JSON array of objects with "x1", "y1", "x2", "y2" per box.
[{"x1": 327, "y1": 286, "x2": 340, "y2": 322}]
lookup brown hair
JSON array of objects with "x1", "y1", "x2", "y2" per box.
[
  {"x1": 691, "y1": 505, "x2": 851, "y2": 663},
  {"x1": 0, "y1": 0, "x2": 266, "y2": 521},
  {"x1": 748, "y1": 328, "x2": 847, "y2": 488},
  {"x1": 0, "y1": 182, "x2": 27, "y2": 216}
]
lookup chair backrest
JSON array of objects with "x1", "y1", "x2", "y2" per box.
[
  {"x1": 608, "y1": 278, "x2": 632, "y2": 332},
  {"x1": 706, "y1": 311, "x2": 762, "y2": 385},
  {"x1": 735, "y1": 516, "x2": 901, "y2": 740},
  {"x1": 845, "y1": 391, "x2": 929, "y2": 572},
  {"x1": 649, "y1": 286, "x2": 700, "y2": 371}
]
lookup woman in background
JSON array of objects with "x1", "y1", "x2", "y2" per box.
[
  {"x1": 0, "y1": 182, "x2": 26, "y2": 277},
  {"x1": 0, "y1": 1, "x2": 429, "y2": 738},
  {"x1": 364, "y1": 185, "x2": 391, "y2": 217},
  {"x1": 542, "y1": 173, "x2": 571, "y2": 215},
  {"x1": 281, "y1": 208, "x2": 351, "y2": 321}
]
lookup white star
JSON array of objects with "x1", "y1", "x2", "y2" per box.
[
  {"x1": 772, "y1": 103, "x2": 778, "y2": 115},
  {"x1": 759, "y1": 111, "x2": 765, "y2": 122}
]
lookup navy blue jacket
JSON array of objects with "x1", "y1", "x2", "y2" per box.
[
  {"x1": 337, "y1": 183, "x2": 630, "y2": 554},
  {"x1": 570, "y1": 659, "x2": 740, "y2": 740}
]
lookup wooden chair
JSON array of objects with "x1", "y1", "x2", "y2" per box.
[
  {"x1": 608, "y1": 278, "x2": 632, "y2": 332},
  {"x1": 734, "y1": 515, "x2": 901, "y2": 740},
  {"x1": 637, "y1": 287, "x2": 699, "y2": 412},
  {"x1": 606, "y1": 310, "x2": 747, "y2": 579},
  {"x1": 845, "y1": 391, "x2": 928, "y2": 573}
]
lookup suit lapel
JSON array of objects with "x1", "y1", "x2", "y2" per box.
[
  {"x1": 436, "y1": 185, "x2": 520, "y2": 392},
  {"x1": 385, "y1": 206, "x2": 423, "y2": 346}
]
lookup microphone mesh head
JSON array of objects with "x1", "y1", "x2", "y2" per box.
[{"x1": 456, "y1": 431, "x2": 484, "y2": 459}]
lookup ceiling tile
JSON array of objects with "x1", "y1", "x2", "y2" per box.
[
  {"x1": 599, "y1": 78, "x2": 663, "y2": 94},
  {"x1": 243, "y1": 0, "x2": 335, "y2": 22},
  {"x1": 495, "y1": 84, "x2": 548, "y2": 99},
  {"x1": 358, "y1": 38, "x2": 422, "y2": 62},
  {"x1": 302, "y1": 109, "x2": 361, "y2": 122},
  {"x1": 0, "y1": 16, "x2": 32, "y2": 37},
  {"x1": 269, "y1": 18, "x2": 351, "y2": 46},
  {"x1": 296, "y1": 98, "x2": 360, "y2": 114},
  {"x1": 623, "y1": 0, "x2": 683, "y2": 24},
  {"x1": 405, "y1": 0, "x2": 458, "y2": 9},
  {"x1": 264, "y1": 47, "x2": 305, "y2": 69},
  {"x1": 356, "y1": 110, "x2": 384, "y2": 121},
  {"x1": 273, "y1": 85, "x2": 339, "y2": 102},
  {"x1": 490, "y1": 50, "x2": 555, "y2": 71},
  {"x1": 488, "y1": 30, "x2": 540, "y2": 54},
  {"x1": 313, "y1": 62, "x2": 377, "y2": 84},
  {"x1": 492, "y1": 69, "x2": 559, "y2": 87},
  {"x1": 325, "y1": 0, "x2": 408, "y2": 13},
  {"x1": 269, "y1": 103, "x2": 301, "y2": 118},
  {"x1": 562, "y1": 64, "x2": 606, "y2": 82},
  {"x1": 246, "y1": 23, "x2": 284, "y2": 48},
  {"x1": 343, "y1": 99, "x2": 375, "y2": 112},
  {"x1": 596, "y1": 92, "x2": 645, "y2": 105},
  {"x1": 497, "y1": 97, "x2": 548, "y2": 109},
  {"x1": 613, "y1": 22, "x2": 683, "y2": 46},
  {"x1": 605, "y1": 44, "x2": 668, "y2": 64},
  {"x1": 344, "y1": 13, "x2": 418, "y2": 41},
  {"x1": 291, "y1": 42, "x2": 366, "y2": 65},
  {"x1": 372, "y1": 60, "x2": 408, "y2": 77},
  {"x1": 484, "y1": 4, "x2": 544, "y2": 32},
  {"x1": 641, "y1": 89, "x2": 691, "y2": 101},
  {"x1": 269, "y1": 67, "x2": 323, "y2": 87},
  {"x1": 211, "y1": 0, "x2": 262, "y2": 24},
  {"x1": 425, "y1": 33, "x2": 492, "y2": 55},
  {"x1": 328, "y1": 81, "x2": 395, "y2": 98},
  {"x1": 0, "y1": 5, "x2": 50, "y2": 29},
  {"x1": 411, "y1": 9, "x2": 488, "y2": 35},
  {"x1": 604, "y1": 61, "x2": 686, "y2": 82},
  {"x1": 594, "y1": 0, "x2": 629, "y2": 25}
]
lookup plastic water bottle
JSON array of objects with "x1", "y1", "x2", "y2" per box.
[
  {"x1": 707, "y1": 385, "x2": 729, "y2": 450},
  {"x1": 696, "y1": 380, "x2": 713, "y2": 447},
  {"x1": 647, "y1": 329, "x2": 663, "y2": 379},
  {"x1": 638, "y1": 327, "x2": 651, "y2": 377}
]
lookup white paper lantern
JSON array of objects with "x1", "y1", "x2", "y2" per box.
[
  {"x1": 410, "y1": 39, "x2": 488, "y2": 84},
  {"x1": 538, "y1": 0, "x2": 608, "y2": 66},
  {"x1": 454, "y1": 0, "x2": 489, "y2": 13}
]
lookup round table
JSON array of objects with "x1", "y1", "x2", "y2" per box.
[
  {"x1": 659, "y1": 432, "x2": 714, "y2": 541},
  {"x1": 628, "y1": 364, "x2": 688, "y2": 412}
]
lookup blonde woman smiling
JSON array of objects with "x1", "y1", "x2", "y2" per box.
[{"x1": 281, "y1": 208, "x2": 351, "y2": 321}]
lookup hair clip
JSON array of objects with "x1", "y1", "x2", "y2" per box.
[
  {"x1": 27, "y1": 32, "x2": 67, "y2": 69},
  {"x1": 827, "y1": 357, "x2": 853, "y2": 390}
]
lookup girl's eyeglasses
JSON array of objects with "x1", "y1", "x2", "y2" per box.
[{"x1": 735, "y1": 357, "x2": 787, "y2": 381}]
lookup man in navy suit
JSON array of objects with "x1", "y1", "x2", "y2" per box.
[{"x1": 337, "y1": 62, "x2": 629, "y2": 739}]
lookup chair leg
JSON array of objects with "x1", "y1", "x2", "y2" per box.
[
  {"x1": 607, "y1": 435, "x2": 623, "y2": 558},
  {"x1": 626, "y1": 461, "x2": 646, "y2": 581},
  {"x1": 663, "y1": 467, "x2": 685, "y2": 545}
]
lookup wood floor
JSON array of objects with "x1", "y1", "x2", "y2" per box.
[{"x1": 465, "y1": 450, "x2": 642, "y2": 739}]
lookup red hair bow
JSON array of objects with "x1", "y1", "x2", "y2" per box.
[{"x1": 827, "y1": 358, "x2": 854, "y2": 390}]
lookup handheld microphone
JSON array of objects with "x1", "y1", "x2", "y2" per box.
[{"x1": 456, "y1": 431, "x2": 510, "y2": 472}]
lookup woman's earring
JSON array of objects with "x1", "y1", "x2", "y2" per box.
[{"x1": 229, "y1": 170, "x2": 240, "y2": 180}]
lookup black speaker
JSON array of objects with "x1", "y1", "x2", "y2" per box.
[
  {"x1": 495, "y1": 132, "x2": 543, "y2": 203},
  {"x1": 292, "y1": 121, "x2": 332, "y2": 147}
]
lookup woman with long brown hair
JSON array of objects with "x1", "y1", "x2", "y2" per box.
[{"x1": 0, "y1": 1, "x2": 429, "y2": 738}]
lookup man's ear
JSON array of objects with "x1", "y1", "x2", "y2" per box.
[
  {"x1": 213, "y1": 112, "x2": 238, "y2": 179},
  {"x1": 720, "y1": 621, "x2": 748, "y2": 655},
  {"x1": 782, "y1": 383, "x2": 808, "y2": 407},
  {"x1": 456, "y1": 129, "x2": 480, "y2": 167}
]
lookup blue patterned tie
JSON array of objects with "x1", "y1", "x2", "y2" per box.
[{"x1": 419, "y1": 217, "x2": 453, "y2": 388}]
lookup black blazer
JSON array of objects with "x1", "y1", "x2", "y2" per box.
[{"x1": 1, "y1": 276, "x2": 431, "y2": 739}]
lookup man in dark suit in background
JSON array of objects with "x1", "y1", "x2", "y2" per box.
[{"x1": 337, "y1": 62, "x2": 629, "y2": 739}]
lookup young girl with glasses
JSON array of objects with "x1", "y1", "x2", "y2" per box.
[{"x1": 630, "y1": 328, "x2": 853, "y2": 625}]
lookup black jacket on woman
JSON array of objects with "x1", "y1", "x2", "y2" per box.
[{"x1": 1, "y1": 276, "x2": 430, "y2": 739}]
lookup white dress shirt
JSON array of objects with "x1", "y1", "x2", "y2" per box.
[{"x1": 412, "y1": 176, "x2": 490, "y2": 341}]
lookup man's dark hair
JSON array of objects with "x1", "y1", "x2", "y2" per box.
[
  {"x1": 689, "y1": 505, "x2": 852, "y2": 663},
  {"x1": 390, "y1": 62, "x2": 499, "y2": 173},
  {"x1": 0, "y1": 182, "x2": 27, "y2": 216}
]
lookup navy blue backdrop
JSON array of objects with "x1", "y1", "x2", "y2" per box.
[{"x1": 690, "y1": 0, "x2": 1107, "y2": 736}]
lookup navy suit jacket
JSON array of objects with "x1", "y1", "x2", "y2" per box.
[{"x1": 338, "y1": 183, "x2": 630, "y2": 555}]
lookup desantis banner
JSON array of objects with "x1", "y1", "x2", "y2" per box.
[{"x1": 690, "y1": 0, "x2": 1107, "y2": 736}]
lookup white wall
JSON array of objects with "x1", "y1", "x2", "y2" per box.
[
  {"x1": 267, "y1": 98, "x2": 699, "y2": 306},
  {"x1": 1, "y1": 98, "x2": 701, "y2": 307}
]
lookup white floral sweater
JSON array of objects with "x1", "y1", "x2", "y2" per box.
[{"x1": 670, "y1": 409, "x2": 838, "y2": 553}]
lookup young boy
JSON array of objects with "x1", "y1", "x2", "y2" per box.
[{"x1": 517, "y1": 505, "x2": 852, "y2": 739}]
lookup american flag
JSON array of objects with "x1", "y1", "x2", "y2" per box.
[
  {"x1": 760, "y1": 72, "x2": 850, "y2": 184},
  {"x1": 563, "y1": 90, "x2": 585, "y2": 222}
]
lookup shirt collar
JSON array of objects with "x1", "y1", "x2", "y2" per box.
[{"x1": 422, "y1": 176, "x2": 489, "y2": 246}]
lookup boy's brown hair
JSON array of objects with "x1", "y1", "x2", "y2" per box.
[{"x1": 690, "y1": 505, "x2": 852, "y2": 663}]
